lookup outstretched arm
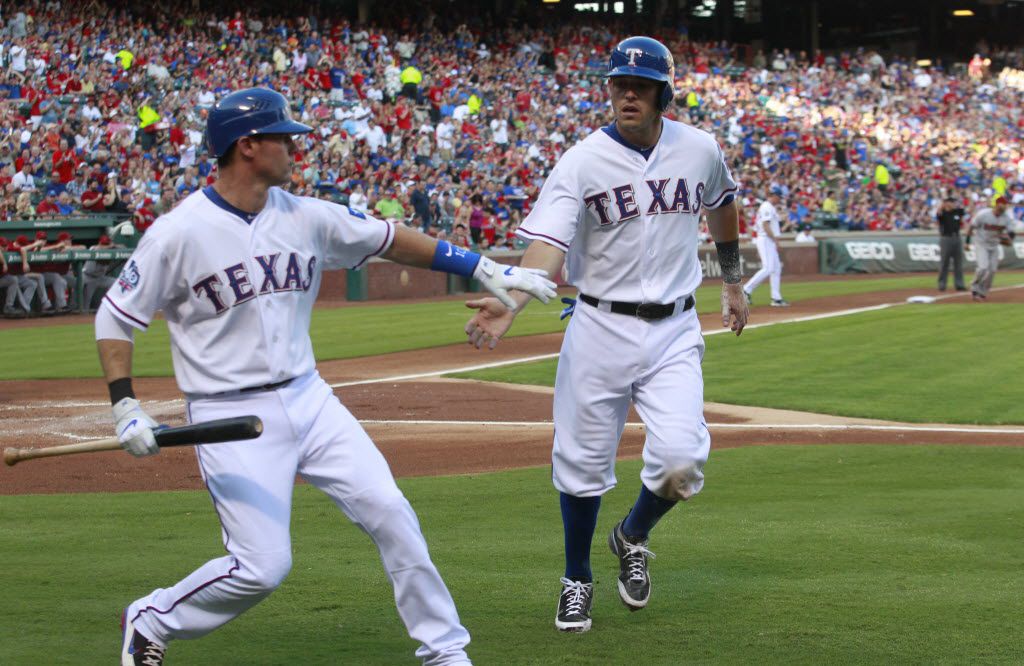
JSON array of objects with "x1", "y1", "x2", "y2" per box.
[
  {"x1": 706, "y1": 200, "x2": 749, "y2": 336},
  {"x1": 464, "y1": 239, "x2": 565, "y2": 349},
  {"x1": 382, "y1": 224, "x2": 556, "y2": 308}
]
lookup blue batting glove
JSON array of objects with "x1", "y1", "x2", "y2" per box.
[{"x1": 559, "y1": 296, "x2": 577, "y2": 321}]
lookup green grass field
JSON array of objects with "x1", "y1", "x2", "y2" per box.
[
  {"x1": 450, "y1": 302, "x2": 1024, "y2": 424},
  {"x1": 2, "y1": 446, "x2": 1022, "y2": 665},
  {"x1": 0, "y1": 274, "x2": 945, "y2": 380},
  {"x1": 2, "y1": 274, "x2": 1022, "y2": 664}
]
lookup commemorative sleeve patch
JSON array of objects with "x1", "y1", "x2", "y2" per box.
[{"x1": 118, "y1": 259, "x2": 141, "y2": 293}]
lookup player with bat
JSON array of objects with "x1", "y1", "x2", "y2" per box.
[{"x1": 98, "y1": 88, "x2": 554, "y2": 665}]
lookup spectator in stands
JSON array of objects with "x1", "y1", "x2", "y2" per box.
[
  {"x1": 373, "y1": 187, "x2": 405, "y2": 222},
  {"x1": 80, "y1": 178, "x2": 106, "y2": 213},
  {"x1": 36, "y1": 189, "x2": 61, "y2": 216},
  {"x1": 449, "y1": 223, "x2": 472, "y2": 249},
  {"x1": 348, "y1": 183, "x2": 369, "y2": 214},
  {"x1": 11, "y1": 163, "x2": 37, "y2": 193},
  {"x1": 55, "y1": 191, "x2": 77, "y2": 216},
  {"x1": 15, "y1": 191, "x2": 36, "y2": 218},
  {"x1": 795, "y1": 224, "x2": 817, "y2": 243},
  {"x1": 410, "y1": 182, "x2": 432, "y2": 232}
]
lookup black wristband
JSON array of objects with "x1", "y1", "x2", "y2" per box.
[
  {"x1": 714, "y1": 239, "x2": 742, "y2": 284},
  {"x1": 108, "y1": 377, "x2": 135, "y2": 404}
]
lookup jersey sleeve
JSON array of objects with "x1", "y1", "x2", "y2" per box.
[
  {"x1": 317, "y1": 199, "x2": 395, "y2": 270},
  {"x1": 515, "y1": 157, "x2": 580, "y2": 252},
  {"x1": 701, "y1": 140, "x2": 739, "y2": 210},
  {"x1": 756, "y1": 202, "x2": 774, "y2": 225},
  {"x1": 102, "y1": 230, "x2": 174, "y2": 331}
]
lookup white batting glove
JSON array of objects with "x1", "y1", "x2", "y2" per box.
[
  {"x1": 473, "y1": 257, "x2": 557, "y2": 310},
  {"x1": 112, "y1": 397, "x2": 160, "y2": 457}
]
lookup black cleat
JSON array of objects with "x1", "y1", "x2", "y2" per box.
[
  {"x1": 555, "y1": 577, "x2": 594, "y2": 632},
  {"x1": 608, "y1": 520, "x2": 655, "y2": 611},
  {"x1": 121, "y1": 609, "x2": 166, "y2": 665}
]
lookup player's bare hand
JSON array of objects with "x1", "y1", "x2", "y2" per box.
[
  {"x1": 721, "y1": 283, "x2": 748, "y2": 336},
  {"x1": 464, "y1": 297, "x2": 516, "y2": 349},
  {"x1": 473, "y1": 257, "x2": 557, "y2": 309}
]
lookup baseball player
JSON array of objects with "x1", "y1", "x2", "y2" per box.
[
  {"x1": 966, "y1": 196, "x2": 1015, "y2": 300},
  {"x1": 463, "y1": 37, "x2": 748, "y2": 633},
  {"x1": 98, "y1": 88, "x2": 555, "y2": 666},
  {"x1": 742, "y1": 186, "x2": 789, "y2": 307}
]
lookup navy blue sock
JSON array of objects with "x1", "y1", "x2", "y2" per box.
[
  {"x1": 622, "y1": 485, "x2": 677, "y2": 540},
  {"x1": 560, "y1": 492, "x2": 601, "y2": 581}
]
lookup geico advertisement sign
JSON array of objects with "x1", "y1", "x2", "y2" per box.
[
  {"x1": 908, "y1": 243, "x2": 941, "y2": 262},
  {"x1": 845, "y1": 241, "x2": 895, "y2": 260}
]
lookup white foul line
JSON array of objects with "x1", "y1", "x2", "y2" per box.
[
  {"x1": 357, "y1": 419, "x2": 1024, "y2": 434},
  {"x1": 331, "y1": 283, "x2": 1024, "y2": 389}
]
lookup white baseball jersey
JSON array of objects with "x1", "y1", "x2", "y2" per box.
[
  {"x1": 103, "y1": 186, "x2": 394, "y2": 395},
  {"x1": 755, "y1": 200, "x2": 781, "y2": 240},
  {"x1": 970, "y1": 207, "x2": 1013, "y2": 247},
  {"x1": 518, "y1": 118, "x2": 737, "y2": 502},
  {"x1": 516, "y1": 117, "x2": 737, "y2": 303}
]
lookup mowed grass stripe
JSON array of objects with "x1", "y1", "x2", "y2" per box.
[
  {"x1": 450, "y1": 303, "x2": 1024, "y2": 425},
  {"x1": 1, "y1": 446, "x2": 1021, "y2": 664},
  {"x1": 0, "y1": 274, "x2": 947, "y2": 380}
]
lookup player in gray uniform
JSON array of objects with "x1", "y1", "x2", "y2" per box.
[{"x1": 966, "y1": 197, "x2": 1015, "y2": 300}]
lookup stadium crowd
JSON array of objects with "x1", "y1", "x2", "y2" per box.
[{"x1": 1, "y1": 0, "x2": 1023, "y2": 316}]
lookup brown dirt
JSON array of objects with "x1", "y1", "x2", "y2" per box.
[{"x1": 1, "y1": 281, "x2": 1021, "y2": 495}]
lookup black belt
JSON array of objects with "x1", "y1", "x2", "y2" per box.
[
  {"x1": 238, "y1": 378, "x2": 294, "y2": 394},
  {"x1": 578, "y1": 293, "x2": 694, "y2": 321}
]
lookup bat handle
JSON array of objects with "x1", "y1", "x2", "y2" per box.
[{"x1": 3, "y1": 437, "x2": 122, "y2": 466}]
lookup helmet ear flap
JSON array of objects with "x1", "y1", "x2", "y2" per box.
[{"x1": 659, "y1": 81, "x2": 674, "y2": 111}]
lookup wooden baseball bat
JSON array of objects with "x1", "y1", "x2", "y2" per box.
[{"x1": 3, "y1": 415, "x2": 263, "y2": 467}]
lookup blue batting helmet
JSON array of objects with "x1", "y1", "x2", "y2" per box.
[
  {"x1": 205, "y1": 88, "x2": 313, "y2": 158},
  {"x1": 607, "y1": 36, "x2": 676, "y2": 111}
]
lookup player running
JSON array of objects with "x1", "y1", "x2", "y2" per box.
[{"x1": 463, "y1": 36, "x2": 748, "y2": 632}]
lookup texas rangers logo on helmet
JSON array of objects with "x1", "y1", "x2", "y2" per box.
[
  {"x1": 626, "y1": 48, "x2": 644, "y2": 66},
  {"x1": 118, "y1": 259, "x2": 141, "y2": 293}
]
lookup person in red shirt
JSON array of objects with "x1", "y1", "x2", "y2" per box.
[
  {"x1": 80, "y1": 179, "x2": 106, "y2": 212},
  {"x1": 52, "y1": 139, "x2": 78, "y2": 184},
  {"x1": 133, "y1": 199, "x2": 156, "y2": 234},
  {"x1": 36, "y1": 189, "x2": 61, "y2": 216}
]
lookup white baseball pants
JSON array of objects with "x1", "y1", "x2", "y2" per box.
[
  {"x1": 126, "y1": 370, "x2": 471, "y2": 665},
  {"x1": 552, "y1": 300, "x2": 710, "y2": 501},
  {"x1": 744, "y1": 237, "x2": 782, "y2": 301}
]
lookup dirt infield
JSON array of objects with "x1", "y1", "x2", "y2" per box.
[{"x1": 2, "y1": 283, "x2": 1022, "y2": 495}]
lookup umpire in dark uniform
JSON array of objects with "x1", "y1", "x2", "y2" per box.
[{"x1": 936, "y1": 196, "x2": 967, "y2": 291}]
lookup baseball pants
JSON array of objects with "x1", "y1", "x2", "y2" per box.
[
  {"x1": 744, "y1": 237, "x2": 782, "y2": 301},
  {"x1": 126, "y1": 370, "x2": 471, "y2": 665},
  {"x1": 83, "y1": 274, "x2": 115, "y2": 310},
  {"x1": 43, "y1": 272, "x2": 69, "y2": 309},
  {"x1": 18, "y1": 275, "x2": 47, "y2": 309},
  {"x1": 552, "y1": 299, "x2": 710, "y2": 501},
  {"x1": 971, "y1": 244, "x2": 1000, "y2": 297},
  {"x1": 1, "y1": 274, "x2": 32, "y2": 310},
  {"x1": 937, "y1": 235, "x2": 965, "y2": 290}
]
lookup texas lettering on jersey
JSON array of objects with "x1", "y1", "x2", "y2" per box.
[
  {"x1": 191, "y1": 252, "x2": 318, "y2": 315},
  {"x1": 583, "y1": 178, "x2": 706, "y2": 226}
]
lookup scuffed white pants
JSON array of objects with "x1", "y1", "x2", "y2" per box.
[
  {"x1": 552, "y1": 299, "x2": 710, "y2": 501},
  {"x1": 126, "y1": 370, "x2": 471, "y2": 665}
]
